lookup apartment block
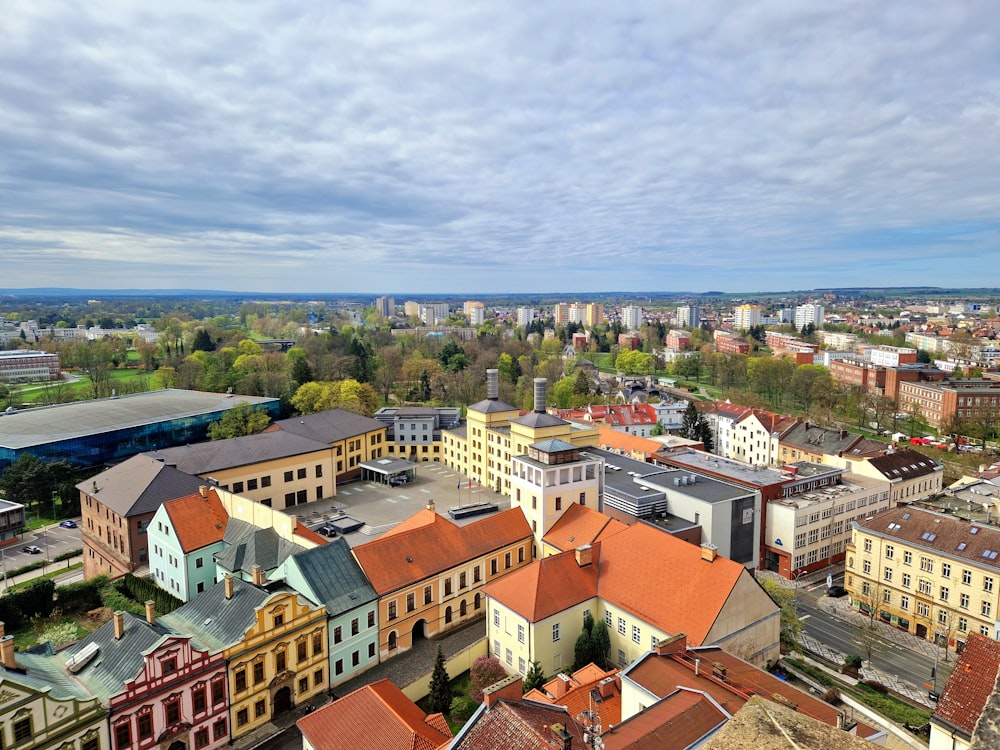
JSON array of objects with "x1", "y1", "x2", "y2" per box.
[
  {"x1": 898, "y1": 379, "x2": 1000, "y2": 429},
  {"x1": 733, "y1": 304, "x2": 763, "y2": 330}
]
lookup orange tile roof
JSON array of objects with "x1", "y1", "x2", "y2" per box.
[
  {"x1": 292, "y1": 523, "x2": 327, "y2": 546},
  {"x1": 934, "y1": 633, "x2": 1000, "y2": 735},
  {"x1": 452, "y1": 699, "x2": 587, "y2": 750},
  {"x1": 483, "y1": 548, "x2": 599, "y2": 621},
  {"x1": 297, "y1": 678, "x2": 452, "y2": 750},
  {"x1": 353, "y1": 507, "x2": 532, "y2": 594},
  {"x1": 603, "y1": 688, "x2": 727, "y2": 749},
  {"x1": 596, "y1": 427, "x2": 664, "y2": 457},
  {"x1": 529, "y1": 665, "x2": 622, "y2": 731},
  {"x1": 162, "y1": 489, "x2": 229, "y2": 553},
  {"x1": 596, "y1": 524, "x2": 745, "y2": 645},
  {"x1": 542, "y1": 503, "x2": 628, "y2": 552}
]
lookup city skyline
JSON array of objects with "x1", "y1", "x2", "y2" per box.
[{"x1": 2, "y1": 2, "x2": 998, "y2": 294}]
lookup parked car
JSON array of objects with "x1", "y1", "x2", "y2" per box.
[
  {"x1": 59, "y1": 519, "x2": 78, "y2": 528},
  {"x1": 316, "y1": 524, "x2": 339, "y2": 538},
  {"x1": 827, "y1": 585, "x2": 848, "y2": 598},
  {"x1": 22, "y1": 545, "x2": 42, "y2": 554},
  {"x1": 389, "y1": 475, "x2": 409, "y2": 486}
]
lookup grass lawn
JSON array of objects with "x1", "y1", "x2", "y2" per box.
[
  {"x1": 19, "y1": 368, "x2": 154, "y2": 405},
  {"x1": 11, "y1": 610, "x2": 105, "y2": 650}
]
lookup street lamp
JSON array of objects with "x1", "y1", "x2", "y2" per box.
[{"x1": 791, "y1": 568, "x2": 808, "y2": 618}]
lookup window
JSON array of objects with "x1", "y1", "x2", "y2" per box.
[
  {"x1": 352, "y1": 651, "x2": 360, "y2": 667},
  {"x1": 518, "y1": 624, "x2": 525, "y2": 644},
  {"x1": 315, "y1": 464, "x2": 323, "y2": 477},
  {"x1": 351, "y1": 618, "x2": 360, "y2": 636},
  {"x1": 213, "y1": 718, "x2": 227, "y2": 740},
  {"x1": 237, "y1": 708, "x2": 249, "y2": 727},
  {"x1": 580, "y1": 491, "x2": 586, "y2": 506},
  {"x1": 938, "y1": 610, "x2": 948, "y2": 626},
  {"x1": 444, "y1": 579, "x2": 453, "y2": 596},
  {"x1": 162, "y1": 657, "x2": 176, "y2": 674},
  {"x1": 195, "y1": 728, "x2": 209, "y2": 749},
  {"x1": 864, "y1": 539, "x2": 872, "y2": 552},
  {"x1": 605, "y1": 610, "x2": 612, "y2": 627},
  {"x1": 138, "y1": 713, "x2": 153, "y2": 740},
  {"x1": 919, "y1": 580, "x2": 932, "y2": 595},
  {"x1": 313, "y1": 632, "x2": 323, "y2": 655},
  {"x1": 233, "y1": 481, "x2": 244, "y2": 493},
  {"x1": 424, "y1": 585, "x2": 433, "y2": 605},
  {"x1": 506, "y1": 648, "x2": 513, "y2": 665},
  {"x1": 961, "y1": 593, "x2": 970, "y2": 609},
  {"x1": 883, "y1": 590, "x2": 892, "y2": 604},
  {"x1": 983, "y1": 601, "x2": 993, "y2": 617},
  {"x1": 883, "y1": 567, "x2": 892, "y2": 582},
  {"x1": 284, "y1": 470, "x2": 293, "y2": 482},
  {"x1": 885, "y1": 545, "x2": 894, "y2": 559},
  {"x1": 902, "y1": 573, "x2": 911, "y2": 588},
  {"x1": 114, "y1": 722, "x2": 130, "y2": 749},
  {"x1": 505, "y1": 552, "x2": 512, "y2": 569},
  {"x1": 941, "y1": 586, "x2": 950, "y2": 602},
  {"x1": 298, "y1": 640, "x2": 308, "y2": 663},
  {"x1": 235, "y1": 668, "x2": 247, "y2": 692},
  {"x1": 474, "y1": 566, "x2": 481, "y2": 583},
  {"x1": 632, "y1": 624, "x2": 641, "y2": 644},
  {"x1": 963, "y1": 569, "x2": 973, "y2": 585},
  {"x1": 903, "y1": 551, "x2": 912, "y2": 565},
  {"x1": 917, "y1": 602, "x2": 930, "y2": 617},
  {"x1": 248, "y1": 478, "x2": 258, "y2": 491},
  {"x1": 493, "y1": 609, "x2": 500, "y2": 627},
  {"x1": 275, "y1": 650, "x2": 286, "y2": 672},
  {"x1": 406, "y1": 592, "x2": 415, "y2": 612},
  {"x1": 253, "y1": 660, "x2": 265, "y2": 684},
  {"x1": 193, "y1": 686, "x2": 207, "y2": 713},
  {"x1": 986, "y1": 577, "x2": 995, "y2": 593},
  {"x1": 518, "y1": 546, "x2": 525, "y2": 563},
  {"x1": 255, "y1": 699, "x2": 267, "y2": 718},
  {"x1": 335, "y1": 659, "x2": 344, "y2": 676},
  {"x1": 552, "y1": 623, "x2": 560, "y2": 642},
  {"x1": 863, "y1": 560, "x2": 871, "y2": 574},
  {"x1": 982, "y1": 625, "x2": 992, "y2": 638},
  {"x1": 617, "y1": 649, "x2": 627, "y2": 667},
  {"x1": 388, "y1": 601, "x2": 397, "y2": 621},
  {"x1": 618, "y1": 617, "x2": 626, "y2": 635},
  {"x1": 368, "y1": 611, "x2": 376, "y2": 628},
  {"x1": 369, "y1": 643, "x2": 376, "y2": 658},
  {"x1": 459, "y1": 572, "x2": 467, "y2": 589},
  {"x1": 261, "y1": 475, "x2": 271, "y2": 488},
  {"x1": 900, "y1": 595, "x2": 910, "y2": 610},
  {"x1": 491, "y1": 559, "x2": 498, "y2": 575},
  {"x1": 920, "y1": 557, "x2": 933, "y2": 573},
  {"x1": 297, "y1": 468, "x2": 307, "y2": 479},
  {"x1": 942, "y1": 563, "x2": 951, "y2": 578},
  {"x1": 555, "y1": 497, "x2": 562, "y2": 511},
  {"x1": 212, "y1": 679, "x2": 225, "y2": 705},
  {"x1": 314, "y1": 668, "x2": 324, "y2": 686},
  {"x1": 959, "y1": 617, "x2": 968, "y2": 633}
]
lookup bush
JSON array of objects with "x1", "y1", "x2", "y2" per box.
[
  {"x1": 862, "y1": 680, "x2": 888, "y2": 694},
  {"x1": 53, "y1": 548, "x2": 83, "y2": 563},
  {"x1": 115, "y1": 575, "x2": 183, "y2": 614},
  {"x1": 844, "y1": 654, "x2": 863, "y2": 669},
  {"x1": 449, "y1": 696, "x2": 478, "y2": 723},
  {"x1": 0, "y1": 579, "x2": 56, "y2": 629},
  {"x1": 469, "y1": 655, "x2": 508, "y2": 703},
  {"x1": 55, "y1": 577, "x2": 106, "y2": 612},
  {"x1": 822, "y1": 688, "x2": 841, "y2": 705}
]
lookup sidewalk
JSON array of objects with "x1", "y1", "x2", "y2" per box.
[{"x1": 759, "y1": 568, "x2": 947, "y2": 708}]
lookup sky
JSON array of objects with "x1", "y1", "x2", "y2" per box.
[{"x1": 1, "y1": 1, "x2": 998, "y2": 295}]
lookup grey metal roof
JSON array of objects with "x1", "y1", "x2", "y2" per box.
[
  {"x1": 272, "y1": 408, "x2": 385, "y2": 444},
  {"x1": 60, "y1": 612, "x2": 173, "y2": 704},
  {"x1": 0, "y1": 390, "x2": 278, "y2": 450},
  {"x1": 145, "y1": 430, "x2": 331, "y2": 475},
  {"x1": 162, "y1": 576, "x2": 270, "y2": 651},
  {"x1": 532, "y1": 438, "x2": 577, "y2": 453},
  {"x1": 77, "y1": 454, "x2": 206, "y2": 517},
  {"x1": 7, "y1": 651, "x2": 94, "y2": 702},
  {"x1": 287, "y1": 538, "x2": 377, "y2": 617},
  {"x1": 214, "y1": 518, "x2": 306, "y2": 575},
  {"x1": 468, "y1": 398, "x2": 518, "y2": 414},
  {"x1": 512, "y1": 412, "x2": 568, "y2": 429}
]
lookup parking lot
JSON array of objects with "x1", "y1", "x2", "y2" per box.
[{"x1": 287, "y1": 462, "x2": 510, "y2": 547}]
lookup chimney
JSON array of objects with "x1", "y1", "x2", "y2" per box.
[
  {"x1": 199, "y1": 485, "x2": 209, "y2": 498},
  {"x1": 252, "y1": 565, "x2": 266, "y2": 586},
  {"x1": 694, "y1": 658, "x2": 701, "y2": 676},
  {"x1": 575, "y1": 545, "x2": 593, "y2": 567},
  {"x1": 145, "y1": 600, "x2": 156, "y2": 626},
  {"x1": 486, "y1": 369, "x2": 499, "y2": 400},
  {"x1": 224, "y1": 574, "x2": 235, "y2": 600},
  {"x1": 0, "y1": 635, "x2": 15, "y2": 669},
  {"x1": 533, "y1": 378, "x2": 547, "y2": 413},
  {"x1": 483, "y1": 674, "x2": 523, "y2": 708},
  {"x1": 653, "y1": 632, "x2": 687, "y2": 656},
  {"x1": 113, "y1": 611, "x2": 125, "y2": 640},
  {"x1": 427, "y1": 498, "x2": 436, "y2": 512},
  {"x1": 700, "y1": 543, "x2": 718, "y2": 563},
  {"x1": 549, "y1": 673, "x2": 572, "y2": 698},
  {"x1": 598, "y1": 676, "x2": 615, "y2": 699},
  {"x1": 548, "y1": 722, "x2": 572, "y2": 749}
]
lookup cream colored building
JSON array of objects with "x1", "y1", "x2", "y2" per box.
[{"x1": 847, "y1": 506, "x2": 1000, "y2": 649}]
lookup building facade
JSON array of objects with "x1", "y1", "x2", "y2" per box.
[{"x1": 0, "y1": 350, "x2": 60, "y2": 383}]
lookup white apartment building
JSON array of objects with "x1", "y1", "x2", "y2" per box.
[
  {"x1": 469, "y1": 306, "x2": 486, "y2": 326},
  {"x1": 676, "y1": 305, "x2": 701, "y2": 328},
  {"x1": 733, "y1": 305, "x2": 763, "y2": 330},
  {"x1": 867, "y1": 345, "x2": 918, "y2": 368},
  {"x1": 817, "y1": 330, "x2": 860, "y2": 351},
  {"x1": 794, "y1": 304, "x2": 825, "y2": 329},
  {"x1": 622, "y1": 306, "x2": 643, "y2": 331},
  {"x1": 420, "y1": 302, "x2": 449, "y2": 326},
  {"x1": 516, "y1": 307, "x2": 536, "y2": 328}
]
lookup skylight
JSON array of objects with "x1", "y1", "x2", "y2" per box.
[
  {"x1": 920, "y1": 532, "x2": 937, "y2": 542},
  {"x1": 958, "y1": 542, "x2": 967, "y2": 551}
]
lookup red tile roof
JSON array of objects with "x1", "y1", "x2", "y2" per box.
[
  {"x1": 596, "y1": 427, "x2": 665, "y2": 457},
  {"x1": 933, "y1": 633, "x2": 1000, "y2": 736},
  {"x1": 292, "y1": 523, "x2": 327, "y2": 546},
  {"x1": 542, "y1": 503, "x2": 628, "y2": 553},
  {"x1": 484, "y1": 547, "x2": 599, "y2": 621},
  {"x1": 353, "y1": 507, "x2": 533, "y2": 594},
  {"x1": 163, "y1": 489, "x2": 229, "y2": 553},
  {"x1": 452, "y1": 699, "x2": 587, "y2": 750},
  {"x1": 602, "y1": 688, "x2": 727, "y2": 749},
  {"x1": 526, "y1": 665, "x2": 622, "y2": 731},
  {"x1": 296, "y1": 678, "x2": 452, "y2": 750}
]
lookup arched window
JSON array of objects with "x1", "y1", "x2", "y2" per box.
[
  {"x1": 388, "y1": 631, "x2": 397, "y2": 650},
  {"x1": 474, "y1": 593, "x2": 482, "y2": 610},
  {"x1": 460, "y1": 600, "x2": 467, "y2": 617},
  {"x1": 444, "y1": 606, "x2": 453, "y2": 624}
]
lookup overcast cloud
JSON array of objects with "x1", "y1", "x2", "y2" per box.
[{"x1": 1, "y1": 1, "x2": 998, "y2": 294}]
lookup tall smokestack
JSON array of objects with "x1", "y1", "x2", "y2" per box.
[
  {"x1": 533, "y1": 378, "x2": 547, "y2": 413},
  {"x1": 486, "y1": 369, "x2": 499, "y2": 400}
]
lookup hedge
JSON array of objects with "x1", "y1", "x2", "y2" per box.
[
  {"x1": 116, "y1": 575, "x2": 183, "y2": 614},
  {"x1": 55, "y1": 576, "x2": 107, "y2": 613},
  {"x1": 0, "y1": 579, "x2": 56, "y2": 629}
]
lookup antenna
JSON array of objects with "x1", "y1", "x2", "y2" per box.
[{"x1": 577, "y1": 690, "x2": 604, "y2": 749}]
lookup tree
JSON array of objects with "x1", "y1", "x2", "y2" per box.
[
  {"x1": 590, "y1": 619, "x2": 611, "y2": 670},
  {"x1": 429, "y1": 645, "x2": 452, "y2": 714},
  {"x1": 207, "y1": 403, "x2": 271, "y2": 440},
  {"x1": 679, "y1": 402, "x2": 701, "y2": 441},
  {"x1": 523, "y1": 660, "x2": 546, "y2": 693},
  {"x1": 615, "y1": 349, "x2": 654, "y2": 376},
  {"x1": 0, "y1": 454, "x2": 53, "y2": 511},
  {"x1": 469, "y1": 655, "x2": 508, "y2": 703},
  {"x1": 759, "y1": 577, "x2": 801, "y2": 651},
  {"x1": 192, "y1": 328, "x2": 215, "y2": 353},
  {"x1": 852, "y1": 580, "x2": 887, "y2": 666},
  {"x1": 573, "y1": 611, "x2": 596, "y2": 670}
]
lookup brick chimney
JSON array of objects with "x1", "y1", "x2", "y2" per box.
[
  {"x1": 483, "y1": 674, "x2": 524, "y2": 708},
  {"x1": 225, "y1": 574, "x2": 235, "y2": 600},
  {"x1": 548, "y1": 722, "x2": 572, "y2": 749},
  {"x1": 700, "y1": 544, "x2": 718, "y2": 563},
  {"x1": 575, "y1": 545, "x2": 593, "y2": 567},
  {"x1": 548, "y1": 673, "x2": 572, "y2": 698},
  {"x1": 0, "y1": 635, "x2": 15, "y2": 669},
  {"x1": 113, "y1": 611, "x2": 125, "y2": 640},
  {"x1": 598, "y1": 676, "x2": 616, "y2": 699},
  {"x1": 427, "y1": 498, "x2": 436, "y2": 512},
  {"x1": 653, "y1": 633, "x2": 687, "y2": 656},
  {"x1": 252, "y1": 564, "x2": 266, "y2": 586},
  {"x1": 145, "y1": 600, "x2": 156, "y2": 625},
  {"x1": 199, "y1": 485, "x2": 209, "y2": 498}
]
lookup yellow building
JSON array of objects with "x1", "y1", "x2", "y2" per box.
[
  {"x1": 847, "y1": 506, "x2": 1000, "y2": 650},
  {"x1": 269, "y1": 409, "x2": 389, "y2": 485},
  {"x1": 442, "y1": 371, "x2": 598, "y2": 497},
  {"x1": 164, "y1": 572, "x2": 329, "y2": 741}
]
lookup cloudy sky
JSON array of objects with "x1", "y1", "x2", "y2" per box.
[{"x1": 1, "y1": 1, "x2": 998, "y2": 295}]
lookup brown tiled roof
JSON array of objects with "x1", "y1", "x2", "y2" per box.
[
  {"x1": 162, "y1": 489, "x2": 228, "y2": 552},
  {"x1": 527, "y1": 665, "x2": 622, "y2": 732},
  {"x1": 483, "y1": 547, "x2": 599, "y2": 621},
  {"x1": 602, "y1": 688, "x2": 727, "y2": 749},
  {"x1": 866, "y1": 448, "x2": 940, "y2": 479},
  {"x1": 855, "y1": 506, "x2": 1000, "y2": 572},
  {"x1": 451, "y1": 699, "x2": 586, "y2": 750},
  {"x1": 353, "y1": 507, "x2": 532, "y2": 594},
  {"x1": 737, "y1": 409, "x2": 799, "y2": 436},
  {"x1": 542, "y1": 503, "x2": 628, "y2": 553},
  {"x1": 296, "y1": 678, "x2": 452, "y2": 750},
  {"x1": 933, "y1": 633, "x2": 1000, "y2": 736},
  {"x1": 595, "y1": 427, "x2": 665, "y2": 456}
]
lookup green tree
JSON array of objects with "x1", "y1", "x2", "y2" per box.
[
  {"x1": 0, "y1": 454, "x2": 57, "y2": 511},
  {"x1": 469, "y1": 655, "x2": 508, "y2": 703},
  {"x1": 615, "y1": 349, "x2": 654, "y2": 375},
  {"x1": 207, "y1": 403, "x2": 271, "y2": 440},
  {"x1": 192, "y1": 328, "x2": 215, "y2": 352},
  {"x1": 429, "y1": 645, "x2": 452, "y2": 714},
  {"x1": 573, "y1": 369, "x2": 591, "y2": 396},
  {"x1": 759, "y1": 577, "x2": 801, "y2": 651},
  {"x1": 523, "y1": 660, "x2": 546, "y2": 693},
  {"x1": 679, "y1": 402, "x2": 701, "y2": 440},
  {"x1": 591, "y1": 620, "x2": 611, "y2": 670},
  {"x1": 573, "y1": 611, "x2": 597, "y2": 670}
]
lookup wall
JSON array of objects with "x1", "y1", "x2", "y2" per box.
[{"x1": 401, "y1": 637, "x2": 489, "y2": 703}]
